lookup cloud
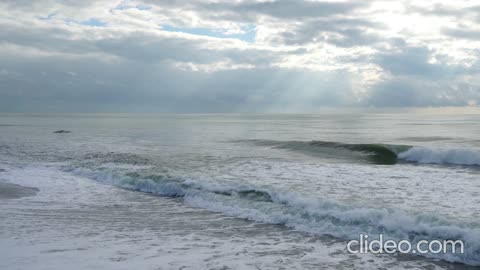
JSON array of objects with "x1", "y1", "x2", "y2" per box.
[
  {"x1": 408, "y1": 3, "x2": 480, "y2": 18},
  {"x1": 442, "y1": 28, "x2": 480, "y2": 41},
  {"x1": 141, "y1": 0, "x2": 368, "y2": 21},
  {"x1": 0, "y1": 49, "x2": 358, "y2": 112},
  {"x1": 0, "y1": 0, "x2": 479, "y2": 112},
  {"x1": 374, "y1": 46, "x2": 462, "y2": 78},
  {"x1": 366, "y1": 75, "x2": 480, "y2": 107}
]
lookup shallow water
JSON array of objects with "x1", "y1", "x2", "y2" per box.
[{"x1": 1, "y1": 112, "x2": 480, "y2": 269}]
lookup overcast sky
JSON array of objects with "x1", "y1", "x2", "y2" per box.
[{"x1": 1, "y1": 0, "x2": 479, "y2": 112}]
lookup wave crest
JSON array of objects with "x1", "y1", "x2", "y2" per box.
[
  {"x1": 241, "y1": 139, "x2": 480, "y2": 167},
  {"x1": 67, "y1": 167, "x2": 480, "y2": 266},
  {"x1": 398, "y1": 147, "x2": 480, "y2": 166}
]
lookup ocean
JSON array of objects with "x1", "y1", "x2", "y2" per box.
[{"x1": 1, "y1": 112, "x2": 480, "y2": 270}]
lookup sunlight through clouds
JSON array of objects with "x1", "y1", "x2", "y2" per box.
[{"x1": 0, "y1": 0, "x2": 479, "y2": 111}]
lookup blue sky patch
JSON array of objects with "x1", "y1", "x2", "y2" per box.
[
  {"x1": 162, "y1": 25, "x2": 256, "y2": 43},
  {"x1": 63, "y1": 18, "x2": 107, "y2": 27},
  {"x1": 79, "y1": 18, "x2": 107, "y2": 27}
]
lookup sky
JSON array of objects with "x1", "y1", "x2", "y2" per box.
[{"x1": 0, "y1": 0, "x2": 479, "y2": 112}]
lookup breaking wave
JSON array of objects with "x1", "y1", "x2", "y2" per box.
[
  {"x1": 398, "y1": 147, "x2": 480, "y2": 166},
  {"x1": 241, "y1": 140, "x2": 480, "y2": 166},
  {"x1": 67, "y1": 167, "x2": 480, "y2": 266}
]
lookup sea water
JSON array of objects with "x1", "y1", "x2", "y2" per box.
[{"x1": 1, "y1": 111, "x2": 480, "y2": 269}]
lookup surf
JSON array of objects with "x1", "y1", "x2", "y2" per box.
[
  {"x1": 67, "y1": 166, "x2": 480, "y2": 266},
  {"x1": 398, "y1": 147, "x2": 480, "y2": 166},
  {"x1": 240, "y1": 139, "x2": 480, "y2": 166}
]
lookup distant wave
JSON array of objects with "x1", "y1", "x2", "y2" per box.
[
  {"x1": 68, "y1": 167, "x2": 480, "y2": 266},
  {"x1": 240, "y1": 139, "x2": 480, "y2": 166}
]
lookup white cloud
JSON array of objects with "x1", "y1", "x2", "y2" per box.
[{"x1": 0, "y1": 0, "x2": 479, "y2": 111}]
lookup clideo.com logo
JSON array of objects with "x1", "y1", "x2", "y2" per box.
[{"x1": 347, "y1": 234, "x2": 464, "y2": 255}]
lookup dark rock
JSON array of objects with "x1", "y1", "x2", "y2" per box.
[
  {"x1": 53, "y1": 130, "x2": 71, "y2": 134},
  {"x1": 0, "y1": 182, "x2": 39, "y2": 199}
]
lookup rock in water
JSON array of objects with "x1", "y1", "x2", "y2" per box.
[
  {"x1": 53, "y1": 130, "x2": 71, "y2": 134},
  {"x1": 0, "y1": 182, "x2": 39, "y2": 199}
]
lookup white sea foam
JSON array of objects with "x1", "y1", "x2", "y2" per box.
[
  {"x1": 67, "y1": 166, "x2": 480, "y2": 266},
  {"x1": 398, "y1": 147, "x2": 480, "y2": 166},
  {"x1": 5, "y1": 165, "x2": 366, "y2": 270},
  {"x1": 186, "y1": 189, "x2": 480, "y2": 265}
]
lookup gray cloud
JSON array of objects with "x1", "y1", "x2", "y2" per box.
[
  {"x1": 0, "y1": 49, "x2": 357, "y2": 112},
  {"x1": 374, "y1": 46, "x2": 462, "y2": 78},
  {"x1": 367, "y1": 46, "x2": 479, "y2": 107},
  {"x1": 201, "y1": 0, "x2": 366, "y2": 19},
  {"x1": 142, "y1": 0, "x2": 368, "y2": 21},
  {"x1": 442, "y1": 28, "x2": 480, "y2": 41},
  {"x1": 408, "y1": 3, "x2": 480, "y2": 18},
  {"x1": 276, "y1": 18, "x2": 383, "y2": 46},
  {"x1": 366, "y1": 77, "x2": 480, "y2": 107},
  {"x1": 1, "y1": 0, "x2": 480, "y2": 112}
]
